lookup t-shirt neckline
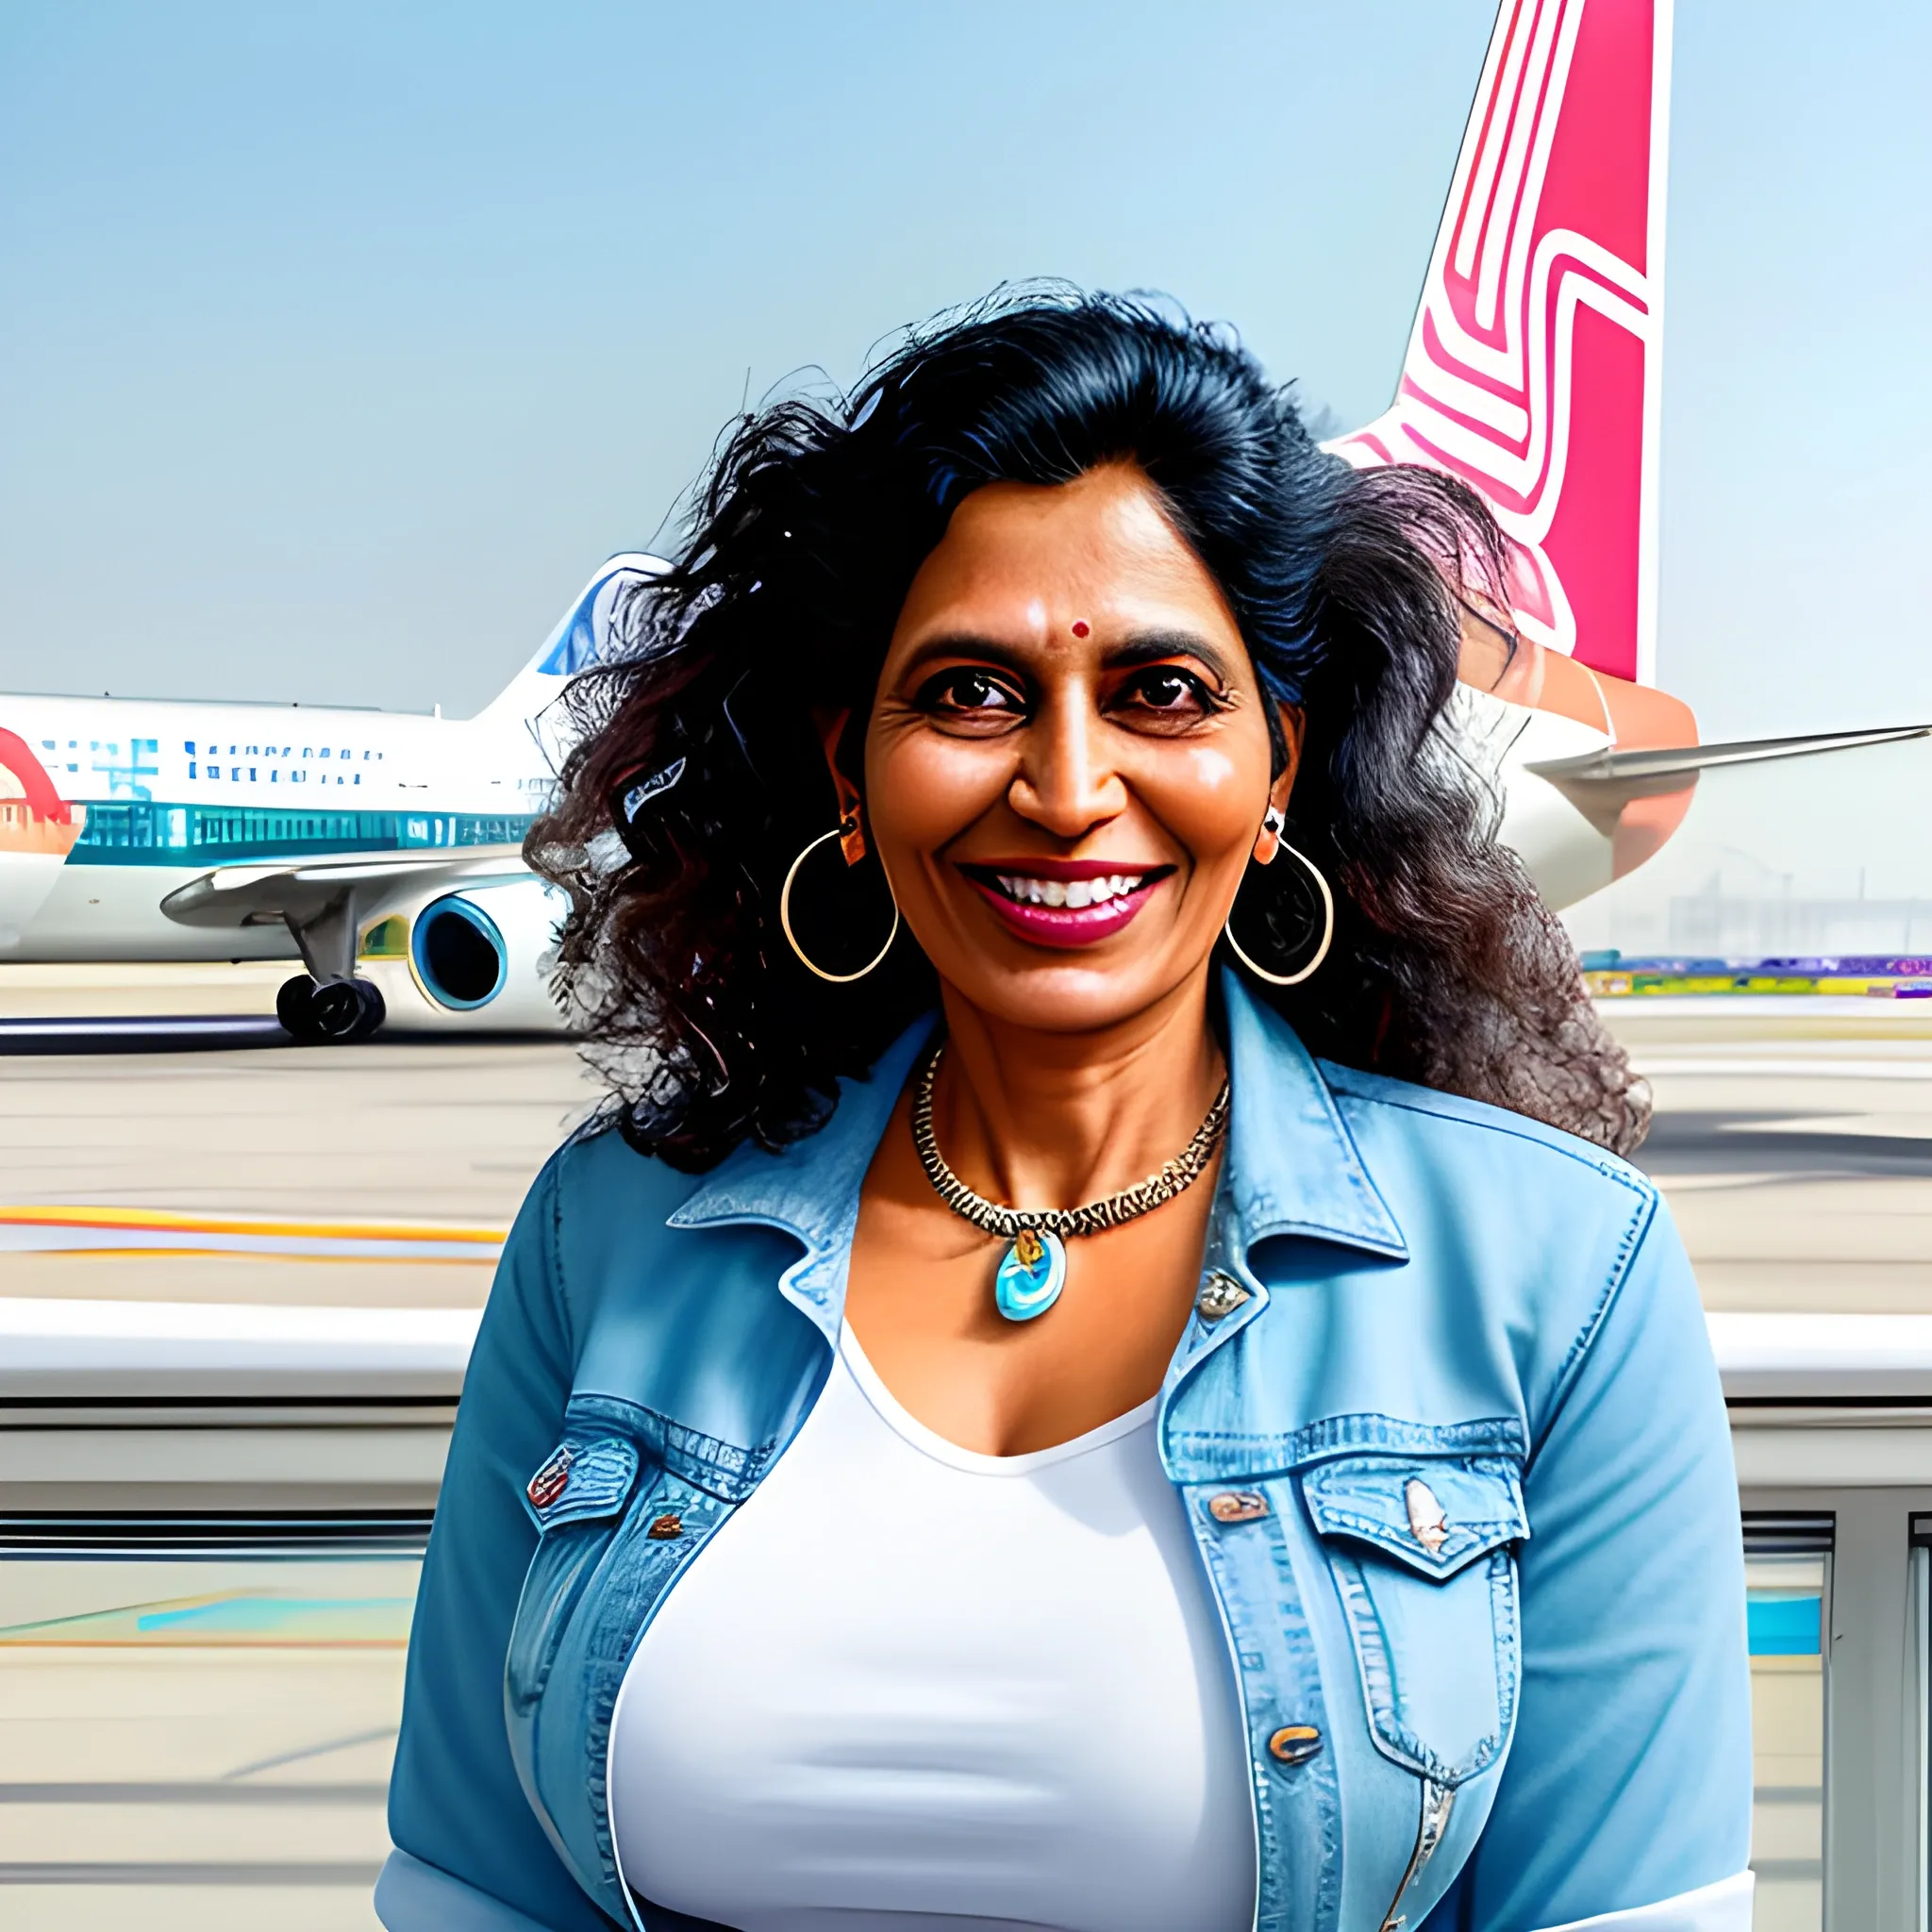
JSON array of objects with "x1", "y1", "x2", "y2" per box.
[{"x1": 837, "y1": 1323, "x2": 1158, "y2": 1477}]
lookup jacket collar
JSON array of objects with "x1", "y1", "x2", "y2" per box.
[
  {"x1": 665, "y1": 1014, "x2": 938, "y2": 1340},
  {"x1": 667, "y1": 968, "x2": 1405, "y2": 1336},
  {"x1": 1217, "y1": 968, "x2": 1407, "y2": 1263}
]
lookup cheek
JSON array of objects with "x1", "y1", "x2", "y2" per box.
[
  {"x1": 1140, "y1": 741, "x2": 1269, "y2": 863},
  {"x1": 864, "y1": 724, "x2": 1010, "y2": 857}
]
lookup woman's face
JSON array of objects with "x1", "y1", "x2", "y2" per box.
[{"x1": 860, "y1": 462, "x2": 1299, "y2": 1036}]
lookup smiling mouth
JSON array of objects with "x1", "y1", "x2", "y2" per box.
[
  {"x1": 958, "y1": 863, "x2": 1174, "y2": 948},
  {"x1": 988, "y1": 869, "x2": 1146, "y2": 910}
]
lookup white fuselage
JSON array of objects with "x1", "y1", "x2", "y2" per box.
[{"x1": 0, "y1": 690, "x2": 554, "y2": 961}]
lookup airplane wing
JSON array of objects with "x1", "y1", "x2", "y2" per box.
[
  {"x1": 161, "y1": 845, "x2": 530, "y2": 985},
  {"x1": 1526, "y1": 723, "x2": 1932, "y2": 822},
  {"x1": 1483, "y1": 713, "x2": 1932, "y2": 911}
]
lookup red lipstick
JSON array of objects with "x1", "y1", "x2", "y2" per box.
[{"x1": 958, "y1": 859, "x2": 1172, "y2": 950}]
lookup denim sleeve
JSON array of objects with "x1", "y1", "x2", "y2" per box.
[
  {"x1": 379, "y1": 1155, "x2": 618, "y2": 1932},
  {"x1": 1422, "y1": 1197, "x2": 1752, "y2": 1932}
]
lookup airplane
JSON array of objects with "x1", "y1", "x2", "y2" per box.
[
  {"x1": 1323, "y1": 0, "x2": 1929, "y2": 905},
  {"x1": 3, "y1": 0, "x2": 1923, "y2": 1042},
  {"x1": 0, "y1": 558, "x2": 662, "y2": 1040}
]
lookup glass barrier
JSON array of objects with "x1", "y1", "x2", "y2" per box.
[
  {"x1": 1747, "y1": 1554, "x2": 1827, "y2": 1932},
  {"x1": 0, "y1": 1549, "x2": 420, "y2": 1931}
]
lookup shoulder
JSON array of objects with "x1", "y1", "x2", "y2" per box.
[
  {"x1": 1313, "y1": 1058, "x2": 1672, "y2": 1434},
  {"x1": 502, "y1": 1124, "x2": 712, "y2": 1347},
  {"x1": 546, "y1": 1117, "x2": 704, "y2": 1225},
  {"x1": 1318, "y1": 1055, "x2": 1656, "y2": 1227}
]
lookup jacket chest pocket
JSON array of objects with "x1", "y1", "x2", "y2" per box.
[
  {"x1": 506, "y1": 1431, "x2": 643, "y2": 1715},
  {"x1": 1300, "y1": 1451, "x2": 1526, "y2": 1787}
]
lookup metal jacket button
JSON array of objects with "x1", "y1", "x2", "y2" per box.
[
  {"x1": 1195, "y1": 1273, "x2": 1251, "y2": 1323},
  {"x1": 1268, "y1": 1724, "x2": 1324, "y2": 1767},
  {"x1": 1207, "y1": 1491, "x2": 1270, "y2": 1524},
  {"x1": 646, "y1": 1512, "x2": 684, "y2": 1541},
  {"x1": 1405, "y1": 1478, "x2": 1450, "y2": 1555},
  {"x1": 525, "y1": 1447, "x2": 573, "y2": 1510}
]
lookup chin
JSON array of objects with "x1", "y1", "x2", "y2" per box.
[{"x1": 945, "y1": 953, "x2": 1201, "y2": 1035}]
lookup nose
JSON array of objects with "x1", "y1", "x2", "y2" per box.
[{"x1": 1005, "y1": 689, "x2": 1128, "y2": 842}]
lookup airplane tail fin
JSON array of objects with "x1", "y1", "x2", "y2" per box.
[
  {"x1": 1328, "y1": 0, "x2": 1673, "y2": 686},
  {"x1": 476, "y1": 552, "x2": 669, "y2": 729}
]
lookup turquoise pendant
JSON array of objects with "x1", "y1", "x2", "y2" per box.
[{"x1": 994, "y1": 1227, "x2": 1067, "y2": 1322}]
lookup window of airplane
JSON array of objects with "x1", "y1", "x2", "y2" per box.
[
  {"x1": 42, "y1": 738, "x2": 55, "y2": 750},
  {"x1": 320, "y1": 748, "x2": 330, "y2": 758},
  {"x1": 1745, "y1": 1518, "x2": 1829, "y2": 1929},
  {"x1": 184, "y1": 741, "x2": 195, "y2": 754}
]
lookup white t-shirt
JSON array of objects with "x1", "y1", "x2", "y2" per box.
[
  {"x1": 605, "y1": 1324, "x2": 1753, "y2": 1932},
  {"x1": 607, "y1": 1324, "x2": 1257, "y2": 1931}
]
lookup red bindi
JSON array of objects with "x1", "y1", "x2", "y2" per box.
[{"x1": 1071, "y1": 620, "x2": 1090, "y2": 638}]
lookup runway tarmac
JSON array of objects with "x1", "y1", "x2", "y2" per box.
[
  {"x1": 1603, "y1": 998, "x2": 1932, "y2": 1313},
  {"x1": 0, "y1": 960, "x2": 594, "y2": 1308},
  {"x1": 3, "y1": 972, "x2": 1926, "y2": 1927},
  {"x1": 2, "y1": 973, "x2": 1927, "y2": 1321}
]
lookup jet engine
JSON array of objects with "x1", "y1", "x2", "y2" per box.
[{"x1": 349, "y1": 875, "x2": 565, "y2": 1033}]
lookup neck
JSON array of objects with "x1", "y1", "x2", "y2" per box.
[{"x1": 930, "y1": 968, "x2": 1226, "y2": 1213}]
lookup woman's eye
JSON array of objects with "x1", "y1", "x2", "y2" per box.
[
  {"x1": 916, "y1": 669, "x2": 1026, "y2": 718},
  {"x1": 1114, "y1": 667, "x2": 1220, "y2": 719}
]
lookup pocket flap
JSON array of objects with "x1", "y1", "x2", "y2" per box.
[
  {"x1": 1301, "y1": 1455, "x2": 1526, "y2": 1580},
  {"x1": 521, "y1": 1434, "x2": 640, "y2": 1532}
]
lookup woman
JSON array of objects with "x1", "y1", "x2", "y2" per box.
[{"x1": 377, "y1": 292, "x2": 1750, "y2": 1932}]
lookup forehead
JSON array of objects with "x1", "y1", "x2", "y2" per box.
[{"x1": 892, "y1": 463, "x2": 1242, "y2": 647}]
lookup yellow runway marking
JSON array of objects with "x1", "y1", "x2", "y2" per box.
[{"x1": 0, "y1": 1205, "x2": 507, "y2": 1261}]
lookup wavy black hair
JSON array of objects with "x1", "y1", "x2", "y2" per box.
[{"x1": 531, "y1": 289, "x2": 1649, "y2": 1170}]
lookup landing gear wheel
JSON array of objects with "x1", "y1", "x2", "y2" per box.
[
  {"x1": 276, "y1": 974, "x2": 322, "y2": 1042},
  {"x1": 309, "y1": 976, "x2": 387, "y2": 1043},
  {"x1": 277, "y1": 974, "x2": 385, "y2": 1043}
]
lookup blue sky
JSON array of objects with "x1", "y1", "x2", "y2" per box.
[{"x1": 1, "y1": 2, "x2": 1925, "y2": 738}]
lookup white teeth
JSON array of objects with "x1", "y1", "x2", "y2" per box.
[{"x1": 993, "y1": 871, "x2": 1146, "y2": 908}]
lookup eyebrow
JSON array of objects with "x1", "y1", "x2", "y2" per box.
[
  {"x1": 898, "y1": 627, "x2": 1239, "y2": 686},
  {"x1": 1103, "y1": 630, "x2": 1237, "y2": 684}
]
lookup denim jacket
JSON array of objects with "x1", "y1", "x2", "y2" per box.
[{"x1": 377, "y1": 972, "x2": 1750, "y2": 1932}]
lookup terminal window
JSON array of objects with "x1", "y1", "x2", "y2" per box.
[
  {"x1": 0, "y1": 1540, "x2": 422, "y2": 1929},
  {"x1": 1747, "y1": 1554, "x2": 1825, "y2": 1932}
]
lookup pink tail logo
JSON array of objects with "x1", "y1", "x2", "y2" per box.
[{"x1": 1333, "y1": 0, "x2": 1670, "y2": 685}]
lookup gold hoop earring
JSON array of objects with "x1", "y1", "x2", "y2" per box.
[
  {"x1": 779, "y1": 824, "x2": 901, "y2": 984},
  {"x1": 1224, "y1": 839, "x2": 1334, "y2": 988}
]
